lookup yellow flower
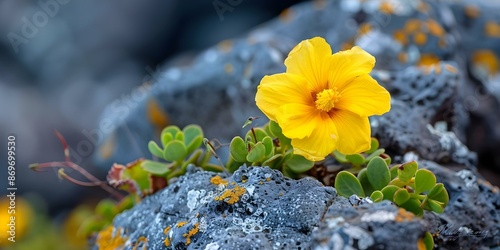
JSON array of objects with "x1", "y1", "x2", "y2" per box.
[{"x1": 255, "y1": 37, "x2": 390, "y2": 161}]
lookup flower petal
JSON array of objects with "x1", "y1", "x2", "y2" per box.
[
  {"x1": 330, "y1": 109, "x2": 371, "y2": 155},
  {"x1": 328, "y1": 46, "x2": 375, "y2": 90},
  {"x1": 290, "y1": 112, "x2": 338, "y2": 161},
  {"x1": 276, "y1": 103, "x2": 319, "y2": 139},
  {"x1": 255, "y1": 73, "x2": 313, "y2": 121},
  {"x1": 285, "y1": 37, "x2": 332, "y2": 93},
  {"x1": 335, "y1": 74, "x2": 391, "y2": 116}
]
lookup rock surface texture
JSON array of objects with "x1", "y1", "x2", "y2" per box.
[{"x1": 93, "y1": 0, "x2": 500, "y2": 249}]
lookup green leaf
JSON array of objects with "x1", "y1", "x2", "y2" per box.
[
  {"x1": 229, "y1": 136, "x2": 247, "y2": 163},
  {"x1": 141, "y1": 160, "x2": 172, "y2": 175},
  {"x1": 268, "y1": 120, "x2": 282, "y2": 138},
  {"x1": 183, "y1": 125, "x2": 204, "y2": 155},
  {"x1": 366, "y1": 157, "x2": 391, "y2": 190},
  {"x1": 346, "y1": 153, "x2": 366, "y2": 166},
  {"x1": 427, "y1": 183, "x2": 449, "y2": 206},
  {"x1": 161, "y1": 125, "x2": 181, "y2": 138},
  {"x1": 286, "y1": 154, "x2": 314, "y2": 173},
  {"x1": 370, "y1": 190, "x2": 384, "y2": 202},
  {"x1": 246, "y1": 128, "x2": 268, "y2": 143},
  {"x1": 415, "y1": 169, "x2": 436, "y2": 194},
  {"x1": 262, "y1": 154, "x2": 283, "y2": 169},
  {"x1": 389, "y1": 165, "x2": 399, "y2": 180},
  {"x1": 163, "y1": 140, "x2": 188, "y2": 162},
  {"x1": 422, "y1": 232, "x2": 434, "y2": 250},
  {"x1": 366, "y1": 148, "x2": 385, "y2": 162},
  {"x1": 269, "y1": 121, "x2": 291, "y2": 149},
  {"x1": 389, "y1": 178, "x2": 407, "y2": 188},
  {"x1": 365, "y1": 138, "x2": 380, "y2": 154},
  {"x1": 335, "y1": 171, "x2": 365, "y2": 198},
  {"x1": 398, "y1": 161, "x2": 418, "y2": 183},
  {"x1": 427, "y1": 199, "x2": 445, "y2": 213},
  {"x1": 394, "y1": 188, "x2": 410, "y2": 205},
  {"x1": 246, "y1": 142, "x2": 266, "y2": 163},
  {"x1": 95, "y1": 199, "x2": 117, "y2": 221},
  {"x1": 175, "y1": 131, "x2": 184, "y2": 142},
  {"x1": 381, "y1": 185, "x2": 400, "y2": 201},
  {"x1": 381, "y1": 154, "x2": 392, "y2": 165},
  {"x1": 333, "y1": 151, "x2": 347, "y2": 163},
  {"x1": 148, "y1": 141, "x2": 164, "y2": 158},
  {"x1": 358, "y1": 168, "x2": 375, "y2": 196},
  {"x1": 262, "y1": 136, "x2": 275, "y2": 158},
  {"x1": 161, "y1": 133, "x2": 173, "y2": 148},
  {"x1": 400, "y1": 198, "x2": 424, "y2": 216}
]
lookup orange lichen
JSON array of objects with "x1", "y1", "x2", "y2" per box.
[
  {"x1": 417, "y1": 2, "x2": 429, "y2": 13},
  {"x1": 182, "y1": 223, "x2": 200, "y2": 246},
  {"x1": 163, "y1": 226, "x2": 172, "y2": 247},
  {"x1": 427, "y1": 19, "x2": 445, "y2": 37},
  {"x1": 398, "y1": 52, "x2": 408, "y2": 63},
  {"x1": 341, "y1": 42, "x2": 353, "y2": 51},
  {"x1": 379, "y1": 2, "x2": 394, "y2": 15},
  {"x1": 418, "y1": 54, "x2": 440, "y2": 67},
  {"x1": 210, "y1": 175, "x2": 228, "y2": 186},
  {"x1": 224, "y1": 63, "x2": 234, "y2": 74},
  {"x1": 464, "y1": 5, "x2": 480, "y2": 19},
  {"x1": 438, "y1": 38, "x2": 447, "y2": 48},
  {"x1": 176, "y1": 221, "x2": 188, "y2": 228},
  {"x1": 96, "y1": 226, "x2": 129, "y2": 250},
  {"x1": 218, "y1": 40, "x2": 233, "y2": 53},
  {"x1": 413, "y1": 32, "x2": 428, "y2": 46},
  {"x1": 358, "y1": 23, "x2": 372, "y2": 35},
  {"x1": 485, "y1": 21, "x2": 500, "y2": 38},
  {"x1": 147, "y1": 98, "x2": 170, "y2": 133},
  {"x1": 404, "y1": 19, "x2": 422, "y2": 33},
  {"x1": 444, "y1": 64, "x2": 458, "y2": 73},
  {"x1": 279, "y1": 8, "x2": 293, "y2": 23},
  {"x1": 313, "y1": 0, "x2": 327, "y2": 9},
  {"x1": 132, "y1": 236, "x2": 148, "y2": 250},
  {"x1": 395, "y1": 208, "x2": 415, "y2": 222},
  {"x1": 393, "y1": 30, "x2": 408, "y2": 46},
  {"x1": 417, "y1": 238, "x2": 426, "y2": 250},
  {"x1": 214, "y1": 185, "x2": 247, "y2": 204},
  {"x1": 472, "y1": 50, "x2": 499, "y2": 75}
]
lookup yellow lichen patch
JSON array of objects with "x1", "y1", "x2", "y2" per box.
[
  {"x1": 313, "y1": 0, "x2": 327, "y2": 10},
  {"x1": 393, "y1": 30, "x2": 408, "y2": 46},
  {"x1": 132, "y1": 236, "x2": 148, "y2": 250},
  {"x1": 438, "y1": 38, "x2": 447, "y2": 48},
  {"x1": 395, "y1": 208, "x2": 415, "y2": 222},
  {"x1": 163, "y1": 226, "x2": 172, "y2": 247},
  {"x1": 413, "y1": 32, "x2": 428, "y2": 46},
  {"x1": 177, "y1": 221, "x2": 188, "y2": 228},
  {"x1": 444, "y1": 64, "x2": 458, "y2": 73},
  {"x1": 217, "y1": 40, "x2": 233, "y2": 53},
  {"x1": 279, "y1": 8, "x2": 293, "y2": 23},
  {"x1": 358, "y1": 23, "x2": 372, "y2": 36},
  {"x1": 182, "y1": 223, "x2": 200, "y2": 246},
  {"x1": 398, "y1": 52, "x2": 408, "y2": 63},
  {"x1": 404, "y1": 19, "x2": 422, "y2": 33},
  {"x1": 418, "y1": 54, "x2": 440, "y2": 67},
  {"x1": 224, "y1": 63, "x2": 234, "y2": 74},
  {"x1": 214, "y1": 185, "x2": 247, "y2": 204},
  {"x1": 266, "y1": 177, "x2": 271, "y2": 182},
  {"x1": 417, "y1": 2, "x2": 429, "y2": 13},
  {"x1": 379, "y1": 1, "x2": 394, "y2": 15},
  {"x1": 464, "y1": 5, "x2": 480, "y2": 19},
  {"x1": 485, "y1": 21, "x2": 500, "y2": 38},
  {"x1": 96, "y1": 226, "x2": 129, "y2": 250},
  {"x1": 210, "y1": 175, "x2": 228, "y2": 186},
  {"x1": 427, "y1": 19, "x2": 445, "y2": 37},
  {"x1": 147, "y1": 99, "x2": 170, "y2": 133},
  {"x1": 472, "y1": 50, "x2": 499, "y2": 75}
]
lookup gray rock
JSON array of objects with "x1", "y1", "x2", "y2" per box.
[{"x1": 97, "y1": 166, "x2": 335, "y2": 250}]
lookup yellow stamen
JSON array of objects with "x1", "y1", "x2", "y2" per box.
[{"x1": 315, "y1": 88, "x2": 341, "y2": 112}]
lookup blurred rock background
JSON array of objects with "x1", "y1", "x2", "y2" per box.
[{"x1": 0, "y1": 0, "x2": 307, "y2": 216}]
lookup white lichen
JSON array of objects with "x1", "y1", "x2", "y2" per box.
[{"x1": 360, "y1": 210, "x2": 396, "y2": 222}]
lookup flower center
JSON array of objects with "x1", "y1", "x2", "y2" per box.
[{"x1": 315, "y1": 88, "x2": 341, "y2": 112}]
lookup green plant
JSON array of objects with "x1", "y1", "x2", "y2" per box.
[
  {"x1": 333, "y1": 138, "x2": 391, "y2": 170},
  {"x1": 335, "y1": 157, "x2": 449, "y2": 216},
  {"x1": 227, "y1": 120, "x2": 314, "y2": 177}
]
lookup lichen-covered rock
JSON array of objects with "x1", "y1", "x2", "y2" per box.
[{"x1": 96, "y1": 166, "x2": 335, "y2": 250}]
